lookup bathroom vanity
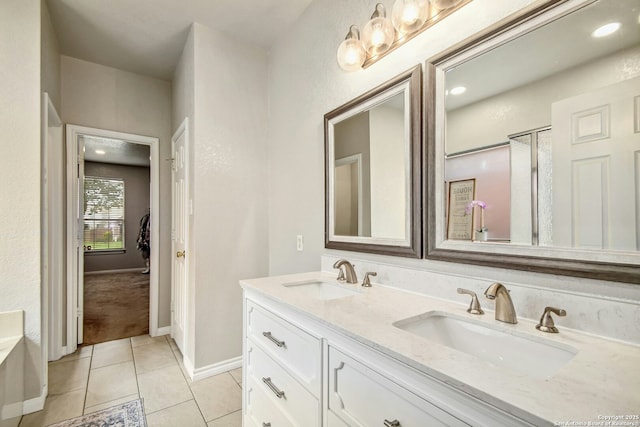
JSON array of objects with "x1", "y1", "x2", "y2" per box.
[{"x1": 240, "y1": 272, "x2": 640, "y2": 427}]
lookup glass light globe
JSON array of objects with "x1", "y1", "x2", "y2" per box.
[
  {"x1": 431, "y1": 0, "x2": 463, "y2": 9},
  {"x1": 392, "y1": 0, "x2": 430, "y2": 37},
  {"x1": 362, "y1": 5, "x2": 395, "y2": 56},
  {"x1": 337, "y1": 37, "x2": 366, "y2": 72}
]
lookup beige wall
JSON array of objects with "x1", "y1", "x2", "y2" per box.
[
  {"x1": 0, "y1": 0, "x2": 44, "y2": 401},
  {"x1": 61, "y1": 56, "x2": 173, "y2": 328},
  {"x1": 191, "y1": 23, "x2": 269, "y2": 369}
]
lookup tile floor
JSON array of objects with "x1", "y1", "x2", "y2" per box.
[{"x1": 19, "y1": 335, "x2": 242, "y2": 427}]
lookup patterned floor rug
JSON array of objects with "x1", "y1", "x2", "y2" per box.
[{"x1": 47, "y1": 399, "x2": 146, "y2": 427}]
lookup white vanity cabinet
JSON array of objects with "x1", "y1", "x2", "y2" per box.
[{"x1": 242, "y1": 291, "x2": 536, "y2": 427}]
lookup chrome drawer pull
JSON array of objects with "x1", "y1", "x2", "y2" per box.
[
  {"x1": 384, "y1": 420, "x2": 401, "y2": 427},
  {"x1": 262, "y1": 331, "x2": 285, "y2": 348},
  {"x1": 262, "y1": 423, "x2": 271, "y2": 427},
  {"x1": 262, "y1": 377, "x2": 285, "y2": 399}
]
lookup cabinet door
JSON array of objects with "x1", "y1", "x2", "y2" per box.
[
  {"x1": 328, "y1": 347, "x2": 468, "y2": 427},
  {"x1": 246, "y1": 300, "x2": 322, "y2": 396}
]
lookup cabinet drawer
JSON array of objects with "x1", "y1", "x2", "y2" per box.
[
  {"x1": 328, "y1": 346, "x2": 468, "y2": 427},
  {"x1": 246, "y1": 338, "x2": 320, "y2": 426},
  {"x1": 245, "y1": 376, "x2": 295, "y2": 427},
  {"x1": 246, "y1": 300, "x2": 322, "y2": 396}
]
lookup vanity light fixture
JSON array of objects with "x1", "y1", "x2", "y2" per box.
[
  {"x1": 95, "y1": 149, "x2": 106, "y2": 155},
  {"x1": 337, "y1": 0, "x2": 472, "y2": 71},
  {"x1": 337, "y1": 25, "x2": 367, "y2": 71},
  {"x1": 592, "y1": 22, "x2": 621, "y2": 38}
]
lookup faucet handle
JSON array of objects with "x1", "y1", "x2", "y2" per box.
[
  {"x1": 457, "y1": 288, "x2": 484, "y2": 315},
  {"x1": 336, "y1": 269, "x2": 345, "y2": 281},
  {"x1": 362, "y1": 272, "x2": 377, "y2": 287},
  {"x1": 536, "y1": 306, "x2": 566, "y2": 333}
]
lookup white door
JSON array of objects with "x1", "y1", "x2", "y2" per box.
[
  {"x1": 552, "y1": 76, "x2": 640, "y2": 251},
  {"x1": 171, "y1": 118, "x2": 189, "y2": 354}
]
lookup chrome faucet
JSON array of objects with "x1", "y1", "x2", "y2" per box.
[
  {"x1": 333, "y1": 259, "x2": 358, "y2": 284},
  {"x1": 484, "y1": 282, "x2": 517, "y2": 324}
]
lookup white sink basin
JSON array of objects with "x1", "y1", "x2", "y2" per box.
[
  {"x1": 282, "y1": 280, "x2": 362, "y2": 300},
  {"x1": 393, "y1": 311, "x2": 577, "y2": 379}
]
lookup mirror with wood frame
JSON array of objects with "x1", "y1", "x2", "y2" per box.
[
  {"x1": 325, "y1": 65, "x2": 422, "y2": 257},
  {"x1": 425, "y1": 0, "x2": 640, "y2": 283}
]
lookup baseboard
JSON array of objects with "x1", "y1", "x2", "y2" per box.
[
  {"x1": 191, "y1": 356, "x2": 242, "y2": 382},
  {"x1": 22, "y1": 385, "x2": 47, "y2": 414},
  {"x1": 84, "y1": 268, "x2": 145, "y2": 275},
  {"x1": 155, "y1": 326, "x2": 171, "y2": 336}
]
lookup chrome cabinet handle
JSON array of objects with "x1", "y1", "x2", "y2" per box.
[
  {"x1": 262, "y1": 331, "x2": 285, "y2": 348},
  {"x1": 384, "y1": 420, "x2": 401, "y2": 427},
  {"x1": 262, "y1": 377, "x2": 285, "y2": 399},
  {"x1": 262, "y1": 423, "x2": 271, "y2": 427}
]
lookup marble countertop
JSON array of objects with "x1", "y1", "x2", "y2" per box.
[{"x1": 240, "y1": 271, "x2": 640, "y2": 426}]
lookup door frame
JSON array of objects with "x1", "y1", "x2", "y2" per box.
[
  {"x1": 42, "y1": 93, "x2": 63, "y2": 363},
  {"x1": 65, "y1": 124, "x2": 160, "y2": 353}
]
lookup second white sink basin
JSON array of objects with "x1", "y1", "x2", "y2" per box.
[
  {"x1": 282, "y1": 280, "x2": 362, "y2": 300},
  {"x1": 393, "y1": 311, "x2": 577, "y2": 379}
]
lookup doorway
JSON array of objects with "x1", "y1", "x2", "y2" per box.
[{"x1": 65, "y1": 125, "x2": 160, "y2": 353}]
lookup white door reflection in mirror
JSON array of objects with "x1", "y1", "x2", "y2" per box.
[{"x1": 552, "y1": 76, "x2": 640, "y2": 251}]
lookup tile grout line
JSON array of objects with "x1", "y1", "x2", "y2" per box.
[{"x1": 166, "y1": 336, "x2": 210, "y2": 423}]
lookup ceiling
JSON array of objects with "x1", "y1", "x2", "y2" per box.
[
  {"x1": 82, "y1": 135, "x2": 151, "y2": 167},
  {"x1": 46, "y1": 0, "x2": 313, "y2": 80},
  {"x1": 445, "y1": 0, "x2": 640, "y2": 110}
]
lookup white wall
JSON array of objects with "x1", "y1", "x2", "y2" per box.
[
  {"x1": 369, "y1": 105, "x2": 405, "y2": 239},
  {"x1": 173, "y1": 23, "x2": 270, "y2": 371},
  {"x1": 61, "y1": 56, "x2": 173, "y2": 328},
  {"x1": 267, "y1": 0, "x2": 535, "y2": 274},
  {"x1": 0, "y1": 0, "x2": 44, "y2": 402},
  {"x1": 266, "y1": 0, "x2": 640, "y2": 343},
  {"x1": 447, "y1": 45, "x2": 640, "y2": 153}
]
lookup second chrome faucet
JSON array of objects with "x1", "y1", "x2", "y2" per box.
[
  {"x1": 484, "y1": 282, "x2": 517, "y2": 324},
  {"x1": 333, "y1": 259, "x2": 358, "y2": 284}
]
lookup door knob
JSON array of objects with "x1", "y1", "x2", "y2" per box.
[{"x1": 176, "y1": 251, "x2": 185, "y2": 258}]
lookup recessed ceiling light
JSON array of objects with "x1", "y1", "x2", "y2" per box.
[
  {"x1": 450, "y1": 86, "x2": 467, "y2": 95},
  {"x1": 592, "y1": 22, "x2": 621, "y2": 38},
  {"x1": 95, "y1": 150, "x2": 106, "y2": 155}
]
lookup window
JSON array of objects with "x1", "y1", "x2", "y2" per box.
[{"x1": 84, "y1": 176, "x2": 125, "y2": 251}]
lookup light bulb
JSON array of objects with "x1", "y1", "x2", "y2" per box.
[
  {"x1": 392, "y1": 0, "x2": 430, "y2": 36},
  {"x1": 337, "y1": 26, "x2": 366, "y2": 72},
  {"x1": 362, "y1": 4, "x2": 395, "y2": 56}
]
